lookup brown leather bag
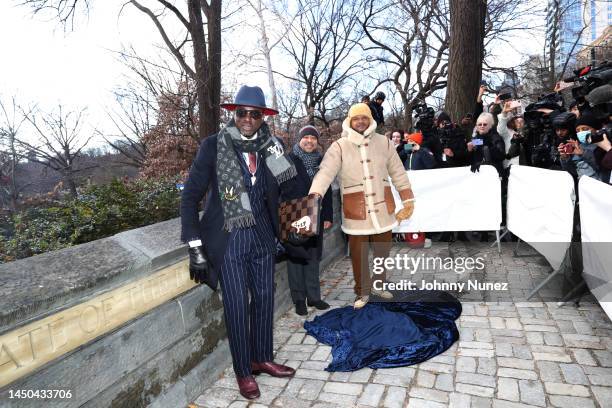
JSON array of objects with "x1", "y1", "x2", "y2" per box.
[{"x1": 278, "y1": 194, "x2": 321, "y2": 242}]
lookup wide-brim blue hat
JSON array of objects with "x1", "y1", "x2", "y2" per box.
[{"x1": 220, "y1": 85, "x2": 279, "y2": 116}]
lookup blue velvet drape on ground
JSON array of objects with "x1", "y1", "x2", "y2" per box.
[{"x1": 303, "y1": 291, "x2": 461, "y2": 371}]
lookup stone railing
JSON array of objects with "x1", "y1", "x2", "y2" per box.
[{"x1": 0, "y1": 188, "x2": 344, "y2": 408}]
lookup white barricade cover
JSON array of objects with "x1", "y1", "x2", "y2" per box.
[
  {"x1": 506, "y1": 165, "x2": 574, "y2": 271},
  {"x1": 392, "y1": 165, "x2": 501, "y2": 233},
  {"x1": 579, "y1": 175, "x2": 612, "y2": 320}
]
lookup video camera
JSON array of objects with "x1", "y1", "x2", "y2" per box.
[
  {"x1": 412, "y1": 101, "x2": 435, "y2": 131},
  {"x1": 437, "y1": 121, "x2": 463, "y2": 150},
  {"x1": 523, "y1": 93, "x2": 564, "y2": 168},
  {"x1": 562, "y1": 61, "x2": 612, "y2": 100},
  {"x1": 590, "y1": 127, "x2": 610, "y2": 144}
]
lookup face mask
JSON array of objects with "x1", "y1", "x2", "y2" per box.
[{"x1": 576, "y1": 130, "x2": 590, "y2": 144}]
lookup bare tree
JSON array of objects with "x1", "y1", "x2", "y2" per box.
[
  {"x1": 277, "y1": 83, "x2": 304, "y2": 141},
  {"x1": 20, "y1": 0, "x2": 90, "y2": 29},
  {"x1": 125, "y1": 0, "x2": 221, "y2": 140},
  {"x1": 0, "y1": 97, "x2": 32, "y2": 211},
  {"x1": 277, "y1": 0, "x2": 365, "y2": 127},
  {"x1": 102, "y1": 87, "x2": 152, "y2": 168},
  {"x1": 361, "y1": 0, "x2": 449, "y2": 128},
  {"x1": 16, "y1": 105, "x2": 95, "y2": 198},
  {"x1": 102, "y1": 47, "x2": 199, "y2": 168},
  {"x1": 238, "y1": 0, "x2": 316, "y2": 132},
  {"x1": 21, "y1": 0, "x2": 223, "y2": 141}
]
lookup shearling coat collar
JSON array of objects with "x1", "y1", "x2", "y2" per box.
[{"x1": 342, "y1": 117, "x2": 378, "y2": 146}]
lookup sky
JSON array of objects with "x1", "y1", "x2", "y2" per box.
[{"x1": 0, "y1": 0, "x2": 547, "y2": 146}]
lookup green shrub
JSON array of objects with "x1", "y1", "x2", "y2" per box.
[{"x1": 0, "y1": 177, "x2": 182, "y2": 263}]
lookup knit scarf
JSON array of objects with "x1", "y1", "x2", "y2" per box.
[
  {"x1": 216, "y1": 119, "x2": 296, "y2": 231},
  {"x1": 292, "y1": 143, "x2": 322, "y2": 180}
]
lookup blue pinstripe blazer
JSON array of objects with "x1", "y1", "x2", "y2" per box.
[{"x1": 180, "y1": 134, "x2": 282, "y2": 272}]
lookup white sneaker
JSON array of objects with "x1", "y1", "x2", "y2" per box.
[
  {"x1": 371, "y1": 289, "x2": 394, "y2": 299},
  {"x1": 424, "y1": 238, "x2": 432, "y2": 248},
  {"x1": 354, "y1": 296, "x2": 369, "y2": 309}
]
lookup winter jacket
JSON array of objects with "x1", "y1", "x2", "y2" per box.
[
  {"x1": 368, "y1": 101, "x2": 385, "y2": 126},
  {"x1": 497, "y1": 112, "x2": 521, "y2": 168},
  {"x1": 470, "y1": 129, "x2": 506, "y2": 176},
  {"x1": 309, "y1": 118, "x2": 413, "y2": 235},
  {"x1": 400, "y1": 146, "x2": 436, "y2": 171},
  {"x1": 561, "y1": 143, "x2": 601, "y2": 181},
  {"x1": 281, "y1": 151, "x2": 333, "y2": 260}
]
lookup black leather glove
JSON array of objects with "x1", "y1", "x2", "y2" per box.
[
  {"x1": 288, "y1": 231, "x2": 310, "y2": 245},
  {"x1": 506, "y1": 142, "x2": 521, "y2": 159},
  {"x1": 470, "y1": 162, "x2": 481, "y2": 173},
  {"x1": 188, "y1": 246, "x2": 209, "y2": 284},
  {"x1": 506, "y1": 136, "x2": 524, "y2": 159}
]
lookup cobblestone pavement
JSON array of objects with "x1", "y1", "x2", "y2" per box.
[{"x1": 192, "y1": 242, "x2": 612, "y2": 408}]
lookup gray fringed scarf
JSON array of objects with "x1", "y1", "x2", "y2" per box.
[
  {"x1": 292, "y1": 143, "x2": 322, "y2": 180},
  {"x1": 216, "y1": 119, "x2": 296, "y2": 231}
]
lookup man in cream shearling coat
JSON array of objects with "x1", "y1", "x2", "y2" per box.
[{"x1": 309, "y1": 103, "x2": 415, "y2": 309}]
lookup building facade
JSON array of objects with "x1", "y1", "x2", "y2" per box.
[{"x1": 546, "y1": 0, "x2": 612, "y2": 74}]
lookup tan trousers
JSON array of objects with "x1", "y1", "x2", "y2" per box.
[{"x1": 348, "y1": 231, "x2": 392, "y2": 296}]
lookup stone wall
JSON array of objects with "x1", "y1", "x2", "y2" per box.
[{"x1": 0, "y1": 188, "x2": 344, "y2": 408}]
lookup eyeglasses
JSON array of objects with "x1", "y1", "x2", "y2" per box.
[
  {"x1": 236, "y1": 109, "x2": 263, "y2": 120},
  {"x1": 476, "y1": 123, "x2": 489, "y2": 127}
]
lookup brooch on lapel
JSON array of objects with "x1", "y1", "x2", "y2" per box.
[{"x1": 221, "y1": 186, "x2": 239, "y2": 201}]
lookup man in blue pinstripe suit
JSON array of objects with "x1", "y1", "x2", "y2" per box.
[{"x1": 180, "y1": 86, "x2": 297, "y2": 400}]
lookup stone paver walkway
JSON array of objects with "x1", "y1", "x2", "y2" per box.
[{"x1": 192, "y1": 242, "x2": 612, "y2": 408}]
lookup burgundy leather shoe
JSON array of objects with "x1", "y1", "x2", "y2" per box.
[
  {"x1": 236, "y1": 375, "x2": 260, "y2": 399},
  {"x1": 251, "y1": 361, "x2": 296, "y2": 378}
]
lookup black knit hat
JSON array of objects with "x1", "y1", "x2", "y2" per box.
[
  {"x1": 575, "y1": 113, "x2": 602, "y2": 130},
  {"x1": 298, "y1": 125, "x2": 320, "y2": 140}
]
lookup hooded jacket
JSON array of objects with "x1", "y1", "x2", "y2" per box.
[{"x1": 309, "y1": 117, "x2": 413, "y2": 235}]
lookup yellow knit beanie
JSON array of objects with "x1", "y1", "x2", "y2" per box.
[{"x1": 347, "y1": 103, "x2": 373, "y2": 121}]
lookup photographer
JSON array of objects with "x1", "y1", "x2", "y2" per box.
[
  {"x1": 558, "y1": 114, "x2": 604, "y2": 181},
  {"x1": 552, "y1": 112, "x2": 578, "y2": 178},
  {"x1": 468, "y1": 112, "x2": 506, "y2": 176},
  {"x1": 434, "y1": 111, "x2": 469, "y2": 168},
  {"x1": 522, "y1": 94, "x2": 563, "y2": 169},
  {"x1": 497, "y1": 101, "x2": 526, "y2": 169},
  {"x1": 412, "y1": 102, "x2": 442, "y2": 166},
  {"x1": 369, "y1": 91, "x2": 386, "y2": 129}
]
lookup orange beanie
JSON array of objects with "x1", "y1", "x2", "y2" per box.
[{"x1": 408, "y1": 132, "x2": 423, "y2": 145}]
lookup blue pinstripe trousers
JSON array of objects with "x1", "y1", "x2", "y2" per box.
[{"x1": 219, "y1": 226, "x2": 275, "y2": 377}]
